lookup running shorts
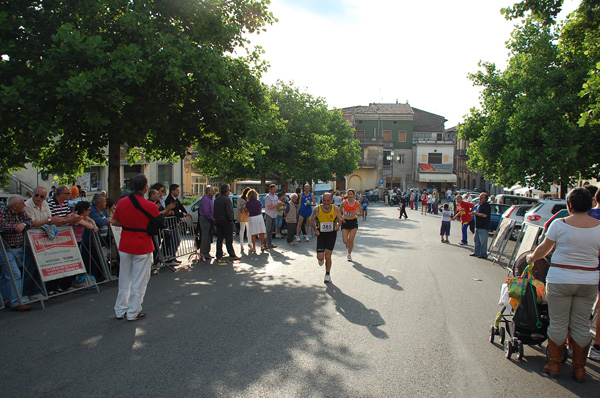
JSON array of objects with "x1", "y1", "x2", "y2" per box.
[
  {"x1": 341, "y1": 218, "x2": 358, "y2": 230},
  {"x1": 316, "y1": 231, "x2": 337, "y2": 252}
]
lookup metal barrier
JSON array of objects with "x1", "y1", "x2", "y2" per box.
[{"x1": 155, "y1": 216, "x2": 199, "y2": 270}]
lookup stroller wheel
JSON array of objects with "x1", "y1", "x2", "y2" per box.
[
  {"x1": 504, "y1": 339, "x2": 513, "y2": 359},
  {"x1": 490, "y1": 326, "x2": 497, "y2": 343},
  {"x1": 517, "y1": 341, "x2": 524, "y2": 360},
  {"x1": 499, "y1": 327, "x2": 506, "y2": 345}
]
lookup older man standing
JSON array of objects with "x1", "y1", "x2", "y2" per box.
[
  {"x1": 111, "y1": 174, "x2": 161, "y2": 321},
  {"x1": 214, "y1": 184, "x2": 240, "y2": 262},
  {"x1": 0, "y1": 196, "x2": 34, "y2": 311},
  {"x1": 198, "y1": 186, "x2": 216, "y2": 260}
]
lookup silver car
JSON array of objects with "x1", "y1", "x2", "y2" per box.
[
  {"x1": 501, "y1": 204, "x2": 533, "y2": 240},
  {"x1": 523, "y1": 199, "x2": 567, "y2": 228}
]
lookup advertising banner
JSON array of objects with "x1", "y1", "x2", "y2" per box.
[{"x1": 26, "y1": 227, "x2": 86, "y2": 282}]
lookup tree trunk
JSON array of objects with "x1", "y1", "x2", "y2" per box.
[
  {"x1": 260, "y1": 174, "x2": 266, "y2": 194},
  {"x1": 560, "y1": 181, "x2": 567, "y2": 199},
  {"x1": 108, "y1": 138, "x2": 121, "y2": 201}
]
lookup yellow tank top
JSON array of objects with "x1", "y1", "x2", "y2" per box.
[{"x1": 316, "y1": 205, "x2": 337, "y2": 232}]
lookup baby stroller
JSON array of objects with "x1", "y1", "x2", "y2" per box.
[{"x1": 489, "y1": 251, "x2": 567, "y2": 361}]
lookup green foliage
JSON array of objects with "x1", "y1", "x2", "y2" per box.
[
  {"x1": 460, "y1": 14, "x2": 599, "y2": 191},
  {"x1": 0, "y1": 0, "x2": 275, "y2": 183},
  {"x1": 192, "y1": 81, "x2": 360, "y2": 184}
]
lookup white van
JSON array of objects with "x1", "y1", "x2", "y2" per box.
[{"x1": 495, "y1": 194, "x2": 539, "y2": 206}]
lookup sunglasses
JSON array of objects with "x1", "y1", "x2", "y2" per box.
[{"x1": 34, "y1": 193, "x2": 46, "y2": 199}]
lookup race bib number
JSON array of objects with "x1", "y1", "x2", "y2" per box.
[
  {"x1": 343, "y1": 210, "x2": 354, "y2": 217},
  {"x1": 320, "y1": 222, "x2": 334, "y2": 232}
]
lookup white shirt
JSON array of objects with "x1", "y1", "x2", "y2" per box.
[
  {"x1": 24, "y1": 197, "x2": 51, "y2": 221},
  {"x1": 441, "y1": 210, "x2": 452, "y2": 222},
  {"x1": 545, "y1": 220, "x2": 600, "y2": 284},
  {"x1": 265, "y1": 193, "x2": 278, "y2": 218}
]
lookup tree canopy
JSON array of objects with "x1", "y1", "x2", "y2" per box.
[
  {"x1": 459, "y1": 1, "x2": 600, "y2": 193},
  {"x1": 0, "y1": 0, "x2": 275, "y2": 198},
  {"x1": 192, "y1": 81, "x2": 361, "y2": 189}
]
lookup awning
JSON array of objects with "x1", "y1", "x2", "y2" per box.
[{"x1": 418, "y1": 173, "x2": 457, "y2": 183}]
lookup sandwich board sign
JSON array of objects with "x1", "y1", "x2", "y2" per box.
[{"x1": 26, "y1": 227, "x2": 86, "y2": 282}]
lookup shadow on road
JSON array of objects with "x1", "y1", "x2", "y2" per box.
[
  {"x1": 351, "y1": 261, "x2": 403, "y2": 291},
  {"x1": 325, "y1": 284, "x2": 388, "y2": 339}
]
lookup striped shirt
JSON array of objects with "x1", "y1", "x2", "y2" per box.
[{"x1": 47, "y1": 197, "x2": 71, "y2": 218}]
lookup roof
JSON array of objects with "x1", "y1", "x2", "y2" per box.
[
  {"x1": 342, "y1": 103, "x2": 414, "y2": 115},
  {"x1": 412, "y1": 107, "x2": 447, "y2": 132}
]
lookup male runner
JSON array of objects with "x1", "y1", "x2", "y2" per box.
[{"x1": 311, "y1": 192, "x2": 342, "y2": 284}]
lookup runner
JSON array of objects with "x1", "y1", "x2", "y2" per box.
[
  {"x1": 341, "y1": 189, "x2": 362, "y2": 261},
  {"x1": 296, "y1": 183, "x2": 316, "y2": 242},
  {"x1": 311, "y1": 193, "x2": 341, "y2": 284},
  {"x1": 361, "y1": 194, "x2": 369, "y2": 221}
]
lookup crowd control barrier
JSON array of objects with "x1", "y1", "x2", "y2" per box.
[
  {"x1": 155, "y1": 216, "x2": 199, "y2": 270},
  {"x1": 0, "y1": 234, "x2": 44, "y2": 308}
]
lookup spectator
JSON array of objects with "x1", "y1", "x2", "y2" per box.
[
  {"x1": 453, "y1": 195, "x2": 474, "y2": 246},
  {"x1": 470, "y1": 192, "x2": 491, "y2": 259},
  {"x1": 526, "y1": 188, "x2": 600, "y2": 381},
  {"x1": 275, "y1": 192, "x2": 286, "y2": 239},
  {"x1": 284, "y1": 194, "x2": 299, "y2": 245},
  {"x1": 164, "y1": 184, "x2": 191, "y2": 262},
  {"x1": 49, "y1": 186, "x2": 56, "y2": 199},
  {"x1": 105, "y1": 198, "x2": 116, "y2": 216},
  {"x1": 0, "y1": 195, "x2": 34, "y2": 311},
  {"x1": 111, "y1": 174, "x2": 160, "y2": 321},
  {"x1": 246, "y1": 189, "x2": 267, "y2": 251},
  {"x1": 440, "y1": 203, "x2": 452, "y2": 243},
  {"x1": 264, "y1": 184, "x2": 281, "y2": 248},
  {"x1": 587, "y1": 188, "x2": 600, "y2": 362},
  {"x1": 238, "y1": 187, "x2": 251, "y2": 252},
  {"x1": 213, "y1": 184, "x2": 240, "y2": 262},
  {"x1": 197, "y1": 186, "x2": 216, "y2": 260}
]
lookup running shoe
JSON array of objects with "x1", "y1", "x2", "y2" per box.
[
  {"x1": 324, "y1": 274, "x2": 331, "y2": 284},
  {"x1": 589, "y1": 346, "x2": 600, "y2": 361},
  {"x1": 275, "y1": 234, "x2": 283, "y2": 239},
  {"x1": 318, "y1": 259, "x2": 324, "y2": 266},
  {"x1": 347, "y1": 254, "x2": 352, "y2": 262},
  {"x1": 294, "y1": 235, "x2": 301, "y2": 242},
  {"x1": 305, "y1": 235, "x2": 310, "y2": 242}
]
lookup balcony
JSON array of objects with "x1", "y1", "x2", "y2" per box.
[
  {"x1": 358, "y1": 158, "x2": 378, "y2": 168},
  {"x1": 456, "y1": 149, "x2": 468, "y2": 158}
]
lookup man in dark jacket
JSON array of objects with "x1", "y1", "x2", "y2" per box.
[
  {"x1": 164, "y1": 184, "x2": 190, "y2": 262},
  {"x1": 471, "y1": 192, "x2": 491, "y2": 259},
  {"x1": 214, "y1": 184, "x2": 240, "y2": 261}
]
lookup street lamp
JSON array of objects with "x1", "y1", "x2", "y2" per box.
[{"x1": 386, "y1": 151, "x2": 400, "y2": 189}]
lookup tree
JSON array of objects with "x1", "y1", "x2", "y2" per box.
[
  {"x1": 460, "y1": 7, "x2": 599, "y2": 195},
  {"x1": 193, "y1": 81, "x2": 361, "y2": 191},
  {"x1": 0, "y1": 0, "x2": 275, "y2": 199}
]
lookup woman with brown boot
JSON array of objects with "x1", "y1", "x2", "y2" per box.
[{"x1": 526, "y1": 188, "x2": 600, "y2": 382}]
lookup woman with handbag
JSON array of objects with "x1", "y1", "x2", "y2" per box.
[
  {"x1": 526, "y1": 188, "x2": 600, "y2": 381},
  {"x1": 238, "y1": 187, "x2": 250, "y2": 252}
]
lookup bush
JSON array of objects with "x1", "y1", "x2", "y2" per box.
[{"x1": 181, "y1": 197, "x2": 199, "y2": 206}]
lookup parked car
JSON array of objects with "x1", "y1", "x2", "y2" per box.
[
  {"x1": 523, "y1": 199, "x2": 567, "y2": 228},
  {"x1": 472, "y1": 203, "x2": 511, "y2": 232},
  {"x1": 541, "y1": 208, "x2": 570, "y2": 238},
  {"x1": 495, "y1": 194, "x2": 539, "y2": 206},
  {"x1": 501, "y1": 204, "x2": 533, "y2": 240}
]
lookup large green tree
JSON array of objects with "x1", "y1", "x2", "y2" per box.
[
  {"x1": 193, "y1": 81, "x2": 361, "y2": 190},
  {"x1": 0, "y1": 0, "x2": 275, "y2": 199},
  {"x1": 460, "y1": 3, "x2": 599, "y2": 195}
]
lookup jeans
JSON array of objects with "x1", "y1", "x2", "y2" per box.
[
  {"x1": 264, "y1": 215, "x2": 276, "y2": 245},
  {"x1": 461, "y1": 223, "x2": 469, "y2": 244},
  {"x1": 275, "y1": 215, "x2": 283, "y2": 229},
  {"x1": 473, "y1": 228, "x2": 489, "y2": 257},
  {"x1": 0, "y1": 247, "x2": 24, "y2": 306}
]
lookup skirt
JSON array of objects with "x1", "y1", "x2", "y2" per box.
[{"x1": 248, "y1": 214, "x2": 267, "y2": 236}]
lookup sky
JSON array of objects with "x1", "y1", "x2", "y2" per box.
[{"x1": 248, "y1": 0, "x2": 579, "y2": 128}]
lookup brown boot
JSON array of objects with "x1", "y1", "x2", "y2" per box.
[
  {"x1": 544, "y1": 339, "x2": 563, "y2": 377},
  {"x1": 571, "y1": 341, "x2": 590, "y2": 382}
]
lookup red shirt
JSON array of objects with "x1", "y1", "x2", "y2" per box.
[
  {"x1": 458, "y1": 201, "x2": 474, "y2": 223},
  {"x1": 113, "y1": 192, "x2": 160, "y2": 255}
]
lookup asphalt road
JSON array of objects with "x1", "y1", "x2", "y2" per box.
[{"x1": 1, "y1": 203, "x2": 598, "y2": 397}]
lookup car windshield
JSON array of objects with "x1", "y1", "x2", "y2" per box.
[{"x1": 528, "y1": 201, "x2": 545, "y2": 213}]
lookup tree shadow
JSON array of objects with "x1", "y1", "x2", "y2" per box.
[
  {"x1": 351, "y1": 261, "x2": 403, "y2": 291},
  {"x1": 325, "y1": 284, "x2": 388, "y2": 339}
]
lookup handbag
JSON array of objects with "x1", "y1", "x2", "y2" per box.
[
  {"x1": 238, "y1": 208, "x2": 249, "y2": 222},
  {"x1": 513, "y1": 280, "x2": 546, "y2": 333}
]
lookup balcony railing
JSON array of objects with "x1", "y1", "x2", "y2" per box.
[{"x1": 358, "y1": 158, "x2": 378, "y2": 168}]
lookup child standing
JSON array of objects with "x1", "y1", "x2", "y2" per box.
[{"x1": 440, "y1": 203, "x2": 452, "y2": 243}]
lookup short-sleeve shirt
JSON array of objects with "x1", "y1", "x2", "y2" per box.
[
  {"x1": 441, "y1": 210, "x2": 452, "y2": 222},
  {"x1": 24, "y1": 198, "x2": 51, "y2": 221},
  {"x1": 265, "y1": 193, "x2": 278, "y2": 218},
  {"x1": 475, "y1": 202, "x2": 491, "y2": 230},
  {"x1": 458, "y1": 201, "x2": 474, "y2": 223},
  {"x1": 47, "y1": 197, "x2": 71, "y2": 218},
  {"x1": 246, "y1": 200, "x2": 262, "y2": 217},
  {"x1": 545, "y1": 220, "x2": 600, "y2": 284},
  {"x1": 113, "y1": 192, "x2": 160, "y2": 255}
]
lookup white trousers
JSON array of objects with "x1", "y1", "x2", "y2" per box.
[{"x1": 114, "y1": 251, "x2": 152, "y2": 320}]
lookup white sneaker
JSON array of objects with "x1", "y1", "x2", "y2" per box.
[
  {"x1": 294, "y1": 235, "x2": 301, "y2": 242},
  {"x1": 305, "y1": 235, "x2": 310, "y2": 242},
  {"x1": 318, "y1": 259, "x2": 324, "y2": 266},
  {"x1": 324, "y1": 274, "x2": 331, "y2": 284},
  {"x1": 347, "y1": 254, "x2": 352, "y2": 262},
  {"x1": 275, "y1": 234, "x2": 283, "y2": 239}
]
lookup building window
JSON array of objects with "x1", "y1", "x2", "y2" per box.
[
  {"x1": 398, "y1": 154, "x2": 405, "y2": 164},
  {"x1": 437, "y1": 133, "x2": 443, "y2": 140},
  {"x1": 393, "y1": 121, "x2": 398, "y2": 124},
  {"x1": 191, "y1": 175, "x2": 206, "y2": 196},
  {"x1": 428, "y1": 153, "x2": 442, "y2": 164},
  {"x1": 398, "y1": 131, "x2": 407, "y2": 142},
  {"x1": 83, "y1": 166, "x2": 103, "y2": 191},
  {"x1": 357, "y1": 120, "x2": 363, "y2": 124},
  {"x1": 355, "y1": 130, "x2": 365, "y2": 138},
  {"x1": 157, "y1": 164, "x2": 173, "y2": 189},
  {"x1": 123, "y1": 165, "x2": 142, "y2": 190},
  {"x1": 383, "y1": 130, "x2": 391, "y2": 141}
]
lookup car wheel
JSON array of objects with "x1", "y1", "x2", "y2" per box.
[{"x1": 510, "y1": 226, "x2": 521, "y2": 241}]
